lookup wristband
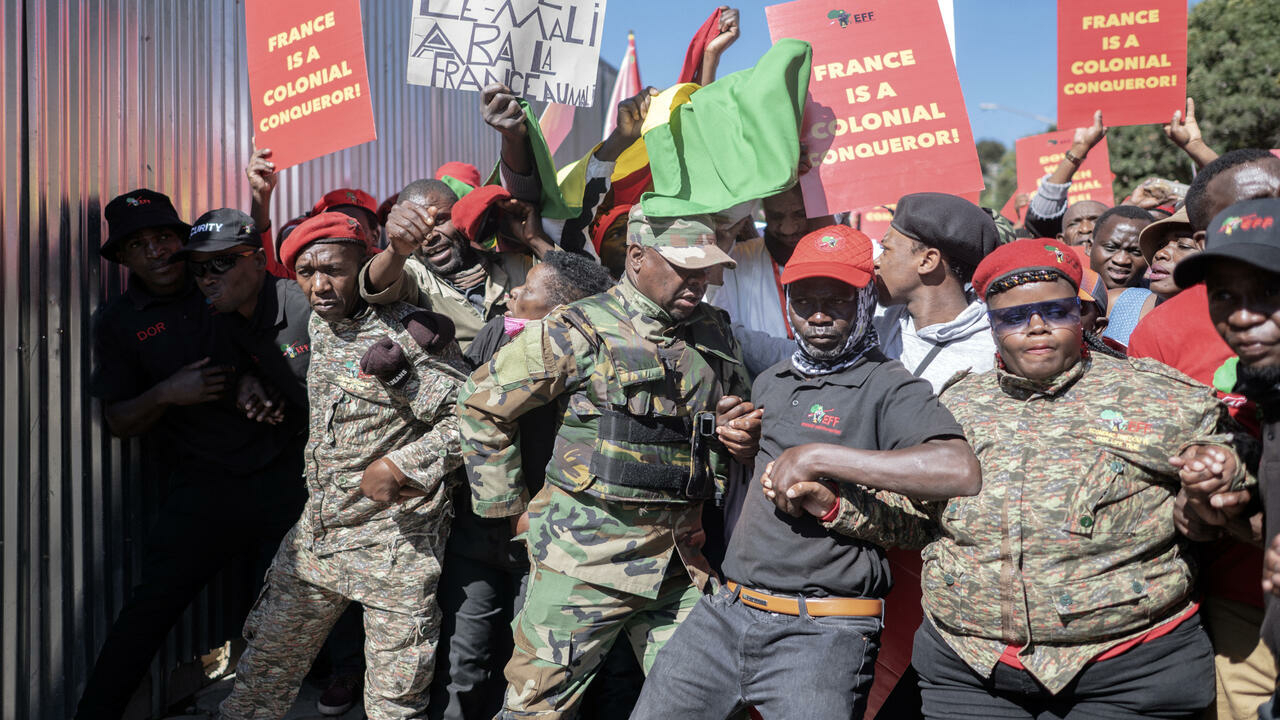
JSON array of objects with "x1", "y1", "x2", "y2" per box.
[
  {"x1": 820, "y1": 496, "x2": 840, "y2": 524},
  {"x1": 1064, "y1": 149, "x2": 1085, "y2": 165}
]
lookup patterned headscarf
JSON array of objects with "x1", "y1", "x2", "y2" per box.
[{"x1": 788, "y1": 280, "x2": 880, "y2": 376}]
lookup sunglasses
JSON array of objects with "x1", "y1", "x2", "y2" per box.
[
  {"x1": 189, "y1": 250, "x2": 257, "y2": 278},
  {"x1": 987, "y1": 297, "x2": 1081, "y2": 337}
]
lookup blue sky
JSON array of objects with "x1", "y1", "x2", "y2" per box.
[{"x1": 599, "y1": 0, "x2": 1203, "y2": 148}]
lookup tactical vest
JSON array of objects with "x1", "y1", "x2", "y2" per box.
[{"x1": 551, "y1": 291, "x2": 742, "y2": 504}]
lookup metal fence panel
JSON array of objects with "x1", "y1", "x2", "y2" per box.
[{"x1": 0, "y1": 1, "x2": 616, "y2": 717}]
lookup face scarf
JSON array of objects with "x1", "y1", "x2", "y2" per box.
[
  {"x1": 788, "y1": 280, "x2": 879, "y2": 376},
  {"x1": 503, "y1": 315, "x2": 531, "y2": 338}
]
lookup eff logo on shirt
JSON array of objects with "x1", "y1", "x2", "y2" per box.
[{"x1": 802, "y1": 403, "x2": 843, "y2": 435}]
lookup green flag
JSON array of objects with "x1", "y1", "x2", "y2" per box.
[
  {"x1": 641, "y1": 38, "x2": 812, "y2": 218},
  {"x1": 486, "y1": 100, "x2": 580, "y2": 220}
]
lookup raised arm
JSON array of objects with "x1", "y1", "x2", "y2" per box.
[{"x1": 1163, "y1": 97, "x2": 1218, "y2": 169}]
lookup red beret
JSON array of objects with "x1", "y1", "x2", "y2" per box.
[
  {"x1": 435, "y1": 161, "x2": 482, "y2": 189},
  {"x1": 780, "y1": 225, "x2": 874, "y2": 288},
  {"x1": 972, "y1": 238, "x2": 1082, "y2": 299},
  {"x1": 312, "y1": 188, "x2": 379, "y2": 220},
  {"x1": 450, "y1": 184, "x2": 512, "y2": 247},
  {"x1": 281, "y1": 213, "x2": 369, "y2": 270}
]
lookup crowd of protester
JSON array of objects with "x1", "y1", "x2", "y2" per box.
[{"x1": 73, "y1": 8, "x2": 1280, "y2": 720}]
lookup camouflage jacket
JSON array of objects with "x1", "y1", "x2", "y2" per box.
[
  {"x1": 823, "y1": 354, "x2": 1245, "y2": 693},
  {"x1": 359, "y1": 253, "x2": 533, "y2": 350},
  {"x1": 457, "y1": 278, "x2": 751, "y2": 598},
  {"x1": 301, "y1": 301, "x2": 468, "y2": 556}
]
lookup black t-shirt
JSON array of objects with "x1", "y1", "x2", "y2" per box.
[
  {"x1": 229, "y1": 275, "x2": 312, "y2": 416},
  {"x1": 90, "y1": 278, "x2": 290, "y2": 475},
  {"x1": 721, "y1": 349, "x2": 964, "y2": 598}
]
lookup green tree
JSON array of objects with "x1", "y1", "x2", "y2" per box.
[
  {"x1": 979, "y1": 143, "x2": 1018, "y2": 210},
  {"x1": 1107, "y1": 0, "x2": 1280, "y2": 198}
]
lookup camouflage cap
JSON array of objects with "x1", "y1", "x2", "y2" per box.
[{"x1": 627, "y1": 205, "x2": 736, "y2": 270}]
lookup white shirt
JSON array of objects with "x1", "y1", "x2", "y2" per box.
[{"x1": 706, "y1": 237, "x2": 790, "y2": 339}]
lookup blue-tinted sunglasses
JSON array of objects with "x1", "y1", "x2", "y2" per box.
[{"x1": 987, "y1": 297, "x2": 1080, "y2": 337}]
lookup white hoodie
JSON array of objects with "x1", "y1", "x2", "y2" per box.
[{"x1": 874, "y1": 300, "x2": 996, "y2": 392}]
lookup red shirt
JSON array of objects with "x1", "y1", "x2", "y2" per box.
[{"x1": 1127, "y1": 284, "x2": 1262, "y2": 610}]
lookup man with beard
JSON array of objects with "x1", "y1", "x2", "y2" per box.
[
  {"x1": 218, "y1": 213, "x2": 466, "y2": 720},
  {"x1": 76, "y1": 193, "x2": 302, "y2": 720},
  {"x1": 706, "y1": 183, "x2": 833, "y2": 338},
  {"x1": 457, "y1": 207, "x2": 759, "y2": 719},
  {"x1": 631, "y1": 225, "x2": 979, "y2": 720},
  {"x1": 1126, "y1": 149, "x2": 1280, "y2": 720},
  {"x1": 361, "y1": 178, "x2": 556, "y2": 351}
]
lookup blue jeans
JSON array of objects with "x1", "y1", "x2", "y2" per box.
[
  {"x1": 630, "y1": 581, "x2": 882, "y2": 720},
  {"x1": 1259, "y1": 688, "x2": 1280, "y2": 720}
]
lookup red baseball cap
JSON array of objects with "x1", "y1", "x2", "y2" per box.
[
  {"x1": 312, "y1": 188, "x2": 379, "y2": 221},
  {"x1": 450, "y1": 184, "x2": 512, "y2": 247},
  {"x1": 436, "y1": 162, "x2": 482, "y2": 189},
  {"x1": 780, "y1": 225, "x2": 874, "y2": 288},
  {"x1": 973, "y1": 238, "x2": 1082, "y2": 299},
  {"x1": 281, "y1": 213, "x2": 370, "y2": 270}
]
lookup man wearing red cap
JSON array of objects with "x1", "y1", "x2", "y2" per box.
[
  {"x1": 804, "y1": 238, "x2": 1247, "y2": 718},
  {"x1": 219, "y1": 213, "x2": 468, "y2": 720},
  {"x1": 632, "y1": 226, "x2": 979, "y2": 720}
]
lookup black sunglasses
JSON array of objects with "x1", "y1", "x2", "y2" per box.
[{"x1": 189, "y1": 250, "x2": 257, "y2": 278}]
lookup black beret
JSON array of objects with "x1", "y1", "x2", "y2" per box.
[{"x1": 890, "y1": 192, "x2": 999, "y2": 269}]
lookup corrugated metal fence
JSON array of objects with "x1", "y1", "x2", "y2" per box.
[{"x1": 0, "y1": 1, "x2": 616, "y2": 717}]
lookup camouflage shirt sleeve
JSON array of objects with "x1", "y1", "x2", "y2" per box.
[
  {"x1": 359, "y1": 256, "x2": 425, "y2": 307},
  {"x1": 384, "y1": 344, "x2": 466, "y2": 495},
  {"x1": 822, "y1": 486, "x2": 943, "y2": 550},
  {"x1": 1120, "y1": 360, "x2": 1250, "y2": 489},
  {"x1": 457, "y1": 317, "x2": 593, "y2": 518}
]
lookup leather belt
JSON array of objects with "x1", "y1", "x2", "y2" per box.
[{"x1": 726, "y1": 581, "x2": 883, "y2": 618}]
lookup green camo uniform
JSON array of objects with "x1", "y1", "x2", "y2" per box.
[
  {"x1": 359, "y1": 252, "x2": 533, "y2": 350},
  {"x1": 220, "y1": 302, "x2": 467, "y2": 720},
  {"x1": 458, "y1": 272, "x2": 750, "y2": 718},
  {"x1": 821, "y1": 354, "x2": 1248, "y2": 693}
]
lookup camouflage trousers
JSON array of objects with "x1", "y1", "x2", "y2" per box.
[
  {"x1": 219, "y1": 522, "x2": 446, "y2": 720},
  {"x1": 499, "y1": 560, "x2": 704, "y2": 719}
]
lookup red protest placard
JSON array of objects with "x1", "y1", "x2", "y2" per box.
[
  {"x1": 854, "y1": 204, "x2": 895, "y2": 243},
  {"x1": 1015, "y1": 130, "x2": 1115, "y2": 208},
  {"x1": 1057, "y1": 0, "x2": 1187, "y2": 128},
  {"x1": 1000, "y1": 191, "x2": 1031, "y2": 227},
  {"x1": 245, "y1": 0, "x2": 377, "y2": 170},
  {"x1": 766, "y1": 0, "x2": 984, "y2": 217}
]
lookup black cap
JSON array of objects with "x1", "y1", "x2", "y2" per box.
[
  {"x1": 102, "y1": 189, "x2": 190, "y2": 263},
  {"x1": 177, "y1": 208, "x2": 260, "y2": 258},
  {"x1": 1174, "y1": 197, "x2": 1280, "y2": 288},
  {"x1": 890, "y1": 192, "x2": 999, "y2": 269}
]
